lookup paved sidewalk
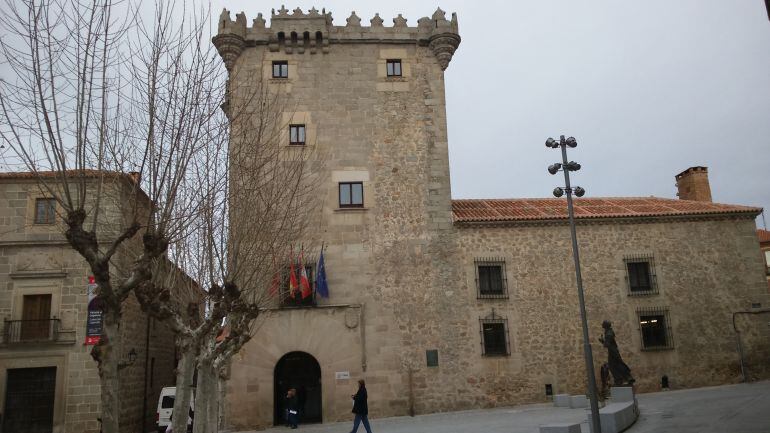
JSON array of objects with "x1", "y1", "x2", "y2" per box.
[{"x1": 230, "y1": 380, "x2": 770, "y2": 433}]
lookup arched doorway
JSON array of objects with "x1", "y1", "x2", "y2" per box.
[{"x1": 274, "y1": 351, "x2": 322, "y2": 425}]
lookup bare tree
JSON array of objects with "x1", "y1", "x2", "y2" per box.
[{"x1": 0, "y1": 1, "x2": 224, "y2": 432}]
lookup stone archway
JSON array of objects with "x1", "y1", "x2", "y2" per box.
[{"x1": 274, "y1": 351, "x2": 322, "y2": 425}]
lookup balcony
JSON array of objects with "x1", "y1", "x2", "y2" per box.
[{"x1": 2, "y1": 319, "x2": 64, "y2": 344}]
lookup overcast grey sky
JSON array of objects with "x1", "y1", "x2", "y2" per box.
[{"x1": 216, "y1": 1, "x2": 770, "y2": 226}]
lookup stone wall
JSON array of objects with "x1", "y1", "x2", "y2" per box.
[{"x1": 456, "y1": 216, "x2": 770, "y2": 397}]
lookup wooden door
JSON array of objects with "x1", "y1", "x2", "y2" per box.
[{"x1": 20, "y1": 294, "x2": 51, "y2": 341}]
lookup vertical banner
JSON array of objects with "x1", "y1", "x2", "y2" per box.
[{"x1": 85, "y1": 276, "x2": 103, "y2": 345}]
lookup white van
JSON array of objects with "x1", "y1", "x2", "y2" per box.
[{"x1": 156, "y1": 387, "x2": 195, "y2": 433}]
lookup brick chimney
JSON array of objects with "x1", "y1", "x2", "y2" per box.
[{"x1": 675, "y1": 166, "x2": 712, "y2": 202}]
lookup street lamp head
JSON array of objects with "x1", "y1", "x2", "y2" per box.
[
  {"x1": 565, "y1": 161, "x2": 581, "y2": 171},
  {"x1": 574, "y1": 186, "x2": 586, "y2": 197},
  {"x1": 547, "y1": 163, "x2": 562, "y2": 175},
  {"x1": 545, "y1": 137, "x2": 557, "y2": 148},
  {"x1": 552, "y1": 187, "x2": 564, "y2": 198},
  {"x1": 566, "y1": 136, "x2": 577, "y2": 148}
]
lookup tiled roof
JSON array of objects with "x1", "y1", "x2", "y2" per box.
[
  {"x1": 758, "y1": 229, "x2": 770, "y2": 244},
  {"x1": 0, "y1": 169, "x2": 136, "y2": 182},
  {"x1": 452, "y1": 197, "x2": 762, "y2": 223}
]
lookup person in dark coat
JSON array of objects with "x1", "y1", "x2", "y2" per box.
[
  {"x1": 349, "y1": 379, "x2": 373, "y2": 433},
  {"x1": 285, "y1": 388, "x2": 299, "y2": 429}
]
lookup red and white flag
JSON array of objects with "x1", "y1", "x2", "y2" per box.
[{"x1": 299, "y1": 249, "x2": 312, "y2": 299}]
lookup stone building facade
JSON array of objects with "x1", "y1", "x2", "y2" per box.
[
  {"x1": 0, "y1": 173, "x2": 186, "y2": 433},
  {"x1": 214, "y1": 7, "x2": 770, "y2": 431}
]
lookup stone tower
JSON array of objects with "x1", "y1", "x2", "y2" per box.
[{"x1": 213, "y1": 7, "x2": 466, "y2": 430}]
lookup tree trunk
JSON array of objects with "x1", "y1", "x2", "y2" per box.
[
  {"x1": 193, "y1": 360, "x2": 218, "y2": 433},
  {"x1": 98, "y1": 308, "x2": 122, "y2": 433},
  {"x1": 172, "y1": 347, "x2": 195, "y2": 433}
]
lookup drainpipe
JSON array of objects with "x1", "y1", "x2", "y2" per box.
[
  {"x1": 732, "y1": 309, "x2": 770, "y2": 382},
  {"x1": 142, "y1": 314, "x2": 151, "y2": 433}
]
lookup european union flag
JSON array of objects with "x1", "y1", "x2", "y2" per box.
[{"x1": 316, "y1": 247, "x2": 329, "y2": 298}]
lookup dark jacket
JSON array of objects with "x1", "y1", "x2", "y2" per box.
[
  {"x1": 285, "y1": 394, "x2": 298, "y2": 412},
  {"x1": 352, "y1": 387, "x2": 368, "y2": 415}
]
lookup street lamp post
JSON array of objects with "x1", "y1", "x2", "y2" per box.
[{"x1": 546, "y1": 135, "x2": 601, "y2": 433}]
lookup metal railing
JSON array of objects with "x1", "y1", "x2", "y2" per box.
[{"x1": 3, "y1": 319, "x2": 60, "y2": 343}]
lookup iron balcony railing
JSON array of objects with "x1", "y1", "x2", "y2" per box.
[{"x1": 3, "y1": 319, "x2": 60, "y2": 343}]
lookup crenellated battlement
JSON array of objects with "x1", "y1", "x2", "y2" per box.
[{"x1": 213, "y1": 6, "x2": 461, "y2": 70}]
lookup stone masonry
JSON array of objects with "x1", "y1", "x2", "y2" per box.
[{"x1": 216, "y1": 7, "x2": 770, "y2": 431}]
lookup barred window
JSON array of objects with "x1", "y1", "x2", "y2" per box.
[
  {"x1": 624, "y1": 253, "x2": 658, "y2": 295},
  {"x1": 474, "y1": 258, "x2": 508, "y2": 299},
  {"x1": 480, "y1": 311, "x2": 510, "y2": 356},
  {"x1": 637, "y1": 306, "x2": 674, "y2": 351},
  {"x1": 386, "y1": 59, "x2": 402, "y2": 77},
  {"x1": 34, "y1": 198, "x2": 56, "y2": 225},
  {"x1": 272, "y1": 61, "x2": 288, "y2": 78}
]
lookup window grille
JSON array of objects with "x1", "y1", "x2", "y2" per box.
[
  {"x1": 636, "y1": 306, "x2": 674, "y2": 351},
  {"x1": 623, "y1": 253, "x2": 658, "y2": 296},
  {"x1": 474, "y1": 257, "x2": 508, "y2": 299},
  {"x1": 479, "y1": 310, "x2": 510, "y2": 356}
]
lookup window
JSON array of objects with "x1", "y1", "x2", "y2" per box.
[
  {"x1": 624, "y1": 254, "x2": 658, "y2": 295},
  {"x1": 474, "y1": 258, "x2": 508, "y2": 299},
  {"x1": 289, "y1": 125, "x2": 306, "y2": 145},
  {"x1": 637, "y1": 307, "x2": 674, "y2": 350},
  {"x1": 426, "y1": 350, "x2": 438, "y2": 367},
  {"x1": 272, "y1": 61, "x2": 288, "y2": 78},
  {"x1": 34, "y1": 198, "x2": 56, "y2": 224},
  {"x1": 338, "y1": 182, "x2": 363, "y2": 208},
  {"x1": 280, "y1": 263, "x2": 315, "y2": 308},
  {"x1": 479, "y1": 311, "x2": 510, "y2": 356},
  {"x1": 161, "y1": 396, "x2": 175, "y2": 409},
  {"x1": 386, "y1": 59, "x2": 402, "y2": 77}
]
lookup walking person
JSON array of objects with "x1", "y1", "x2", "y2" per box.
[{"x1": 349, "y1": 379, "x2": 373, "y2": 433}]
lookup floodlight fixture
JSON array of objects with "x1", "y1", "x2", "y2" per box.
[
  {"x1": 574, "y1": 186, "x2": 586, "y2": 197},
  {"x1": 565, "y1": 161, "x2": 581, "y2": 171},
  {"x1": 548, "y1": 163, "x2": 562, "y2": 175},
  {"x1": 545, "y1": 137, "x2": 557, "y2": 148},
  {"x1": 552, "y1": 187, "x2": 564, "y2": 198},
  {"x1": 566, "y1": 136, "x2": 577, "y2": 147}
]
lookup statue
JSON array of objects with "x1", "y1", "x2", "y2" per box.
[{"x1": 599, "y1": 320, "x2": 635, "y2": 386}]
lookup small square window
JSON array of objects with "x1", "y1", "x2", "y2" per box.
[
  {"x1": 624, "y1": 254, "x2": 658, "y2": 295},
  {"x1": 339, "y1": 182, "x2": 363, "y2": 208},
  {"x1": 386, "y1": 59, "x2": 402, "y2": 77},
  {"x1": 480, "y1": 312, "x2": 510, "y2": 356},
  {"x1": 34, "y1": 198, "x2": 56, "y2": 225},
  {"x1": 637, "y1": 307, "x2": 674, "y2": 351},
  {"x1": 426, "y1": 349, "x2": 438, "y2": 367},
  {"x1": 475, "y1": 258, "x2": 508, "y2": 299},
  {"x1": 289, "y1": 125, "x2": 306, "y2": 145},
  {"x1": 272, "y1": 61, "x2": 288, "y2": 78}
]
